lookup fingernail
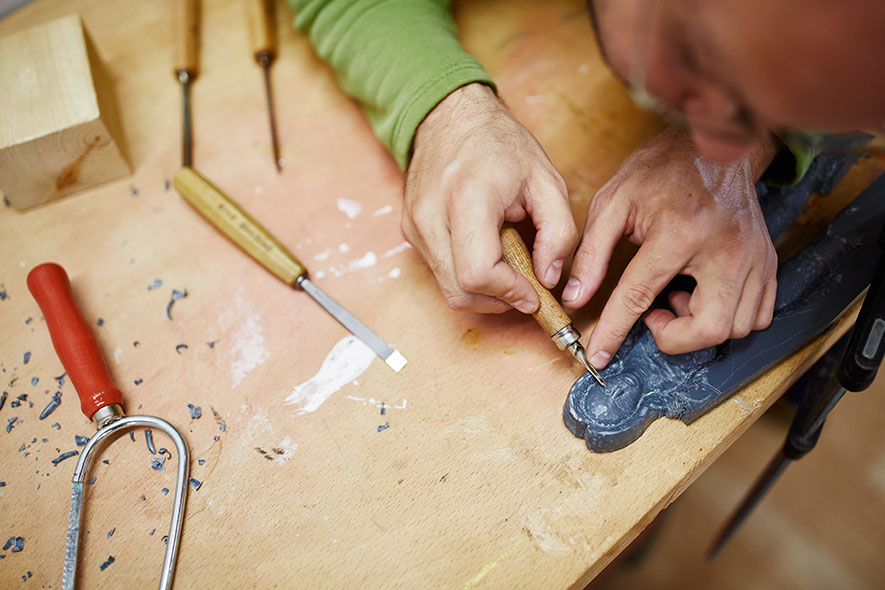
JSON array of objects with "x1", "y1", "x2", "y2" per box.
[
  {"x1": 513, "y1": 299, "x2": 535, "y2": 314},
  {"x1": 562, "y1": 278, "x2": 581, "y2": 302},
  {"x1": 590, "y1": 351, "x2": 611, "y2": 369},
  {"x1": 544, "y1": 259, "x2": 564, "y2": 287}
]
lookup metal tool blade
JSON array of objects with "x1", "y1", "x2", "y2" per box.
[
  {"x1": 299, "y1": 277, "x2": 407, "y2": 372},
  {"x1": 62, "y1": 482, "x2": 84, "y2": 590}
]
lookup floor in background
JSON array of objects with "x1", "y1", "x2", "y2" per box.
[{"x1": 597, "y1": 369, "x2": 885, "y2": 590}]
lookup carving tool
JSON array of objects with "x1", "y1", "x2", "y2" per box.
[
  {"x1": 173, "y1": 166, "x2": 407, "y2": 372},
  {"x1": 709, "y1": 225, "x2": 885, "y2": 558},
  {"x1": 174, "y1": 0, "x2": 200, "y2": 167},
  {"x1": 246, "y1": 0, "x2": 282, "y2": 172},
  {"x1": 28, "y1": 263, "x2": 190, "y2": 590},
  {"x1": 500, "y1": 223, "x2": 606, "y2": 386}
]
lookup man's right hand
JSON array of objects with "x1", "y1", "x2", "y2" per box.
[{"x1": 403, "y1": 83, "x2": 579, "y2": 314}]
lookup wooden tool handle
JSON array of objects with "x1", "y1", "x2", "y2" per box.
[
  {"x1": 27, "y1": 263, "x2": 124, "y2": 420},
  {"x1": 174, "y1": 0, "x2": 200, "y2": 75},
  {"x1": 500, "y1": 223, "x2": 572, "y2": 337},
  {"x1": 173, "y1": 167, "x2": 307, "y2": 285},
  {"x1": 246, "y1": 0, "x2": 277, "y2": 61}
]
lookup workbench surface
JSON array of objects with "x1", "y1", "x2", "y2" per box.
[{"x1": 1, "y1": 1, "x2": 879, "y2": 588}]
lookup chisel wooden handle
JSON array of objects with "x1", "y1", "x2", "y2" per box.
[
  {"x1": 174, "y1": 0, "x2": 200, "y2": 76},
  {"x1": 246, "y1": 0, "x2": 277, "y2": 61},
  {"x1": 173, "y1": 167, "x2": 307, "y2": 285},
  {"x1": 27, "y1": 263, "x2": 124, "y2": 421},
  {"x1": 500, "y1": 223, "x2": 572, "y2": 337}
]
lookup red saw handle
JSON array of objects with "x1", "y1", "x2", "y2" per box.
[{"x1": 27, "y1": 263, "x2": 124, "y2": 420}]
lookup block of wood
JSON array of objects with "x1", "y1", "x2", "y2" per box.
[{"x1": 0, "y1": 13, "x2": 130, "y2": 210}]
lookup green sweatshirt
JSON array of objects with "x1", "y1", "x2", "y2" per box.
[
  {"x1": 287, "y1": 0, "x2": 494, "y2": 169},
  {"x1": 286, "y1": 0, "x2": 815, "y2": 181}
]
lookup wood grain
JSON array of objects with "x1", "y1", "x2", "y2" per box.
[
  {"x1": 0, "y1": 1, "x2": 879, "y2": 589},
  {"x1": 0, "y1": 14, "x2": 130, "y2": 209},
  {"x1": 500, "y1": 223, "x2": 571, "y2": 337},
  {"x1": 246, "y1": 0, "x2": 276, "y2": 61},
  {"x1": 173, "y1": 0, "x2": 199, "y2": 76},
  {"x1": 173, "y1": 166, "x2": 307, "y2": 285}
]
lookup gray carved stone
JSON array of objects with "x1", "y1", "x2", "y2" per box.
[{"x1": 565, "y1": 156, "x2": 882, "y2": 452}]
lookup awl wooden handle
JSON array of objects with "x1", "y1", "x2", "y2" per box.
[
  {"x1": 27, "y1": 263, "x2": 124, "y2": 421},
  {"x1": 500, "y1": 223, "x2": 572, "y2": 337},
  {"x1": 174, "y1": 0, "x2": 200, "y2": 75},
  {"x1": 246, "y1": 0, "x2": 277, "y2": 61},
  {"x1": 173, "y1": 167, "x2": 307, "y2": 285}
]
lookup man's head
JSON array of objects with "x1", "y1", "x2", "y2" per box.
[{"x1": 588, "y1": 0, "x2": 885, "y2": 162}]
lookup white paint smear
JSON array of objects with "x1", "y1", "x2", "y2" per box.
[
  {"x1": 348, "y1": 251, "x2": 377, "y2": 270},
  {"x1": 284, "y1": 335, "x2": 375, "y2": 414},
  {"x1": 218, "y1": 289, "x2": 270, "y2": 387},
  {"x1": 113, "y1": 347, "x2": 122, "y2": 365},
  {"x1": 336, "y1": 198, "x2": 362, "y2": 219},
  {"x1": 313, "y1": 249, "x2": 331, "y2": 261},
  {"x1": 388, "y1": 267, "x2": 401, "y2": 279},
  {"x1": 382, "y1": 242, "x2": 412, "y2": 259},
  {"x1": 371, "y1": 205, "x2": 393, "y2": 217},
  {"x1": 338, "y1": 243, "x2": 350, "y2": 253}
]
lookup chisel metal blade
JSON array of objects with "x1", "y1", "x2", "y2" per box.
[{"x1": 298, "y1": 277, "x2": 407, "y2": 372}]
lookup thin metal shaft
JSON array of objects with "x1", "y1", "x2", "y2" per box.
[
  {"x1": 569, "y1": 342, "x2": 607, "y2": 387},
  {"x1": 178, "y1": 71, "x2": 194, "y2": 167},
  {"x1": 707, "y1": 450, "x2": 790, "y2": 559},
  {"x1": 258, "y1": 52, "x2": 282, "y2": 172},
  {"x1": 298, "y1": 277, "x2": 407, "y2": 372},
  {"x1": 63, "y1": 415, "x2": 190, "y2": 590}
]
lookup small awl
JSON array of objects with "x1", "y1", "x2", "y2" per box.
[
  {"x1": 246, "y1": 0, "x2": 283, "y2": 172},
  {"x1": 28, "y1": 263, "x2": 190, "y2": 590},
  {"x1": 500, "y1": 223, "x2": 606, "y2": 386},
  {"x1": 173, "y1": 167, "x2": 407, "y2": 372}
]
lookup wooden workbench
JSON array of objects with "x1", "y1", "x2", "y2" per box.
[{"x1": 1, "y1": 0, "x2": 879, "y2": 587}]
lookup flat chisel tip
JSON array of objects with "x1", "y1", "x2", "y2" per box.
[{"x1": 384, "y1": 350, "x2": 408, "y2": 373}]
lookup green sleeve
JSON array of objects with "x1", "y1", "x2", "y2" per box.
[
  {"x1": 761, "y1": 133, "x2": 821, "y2": 187},
  {"x1": 286, "y1": 0, "x2": 495, "y2": 169}
]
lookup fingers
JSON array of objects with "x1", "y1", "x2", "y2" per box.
[
  {"x1": 526, "y1": 176, "x2": 579, "y2": 289},
  {"x1": 754, "y1": 277, "x2": 777, "y2": 330},
  {"x1": 585, "y1": 233, "x2": 694, "y2": 367},
  {"x1": 643, "y1": 271, "x2": 744, "y2": 355},
  {"x1": 401, "y1": 213, "x2": 511, "y2": 314},
  {"x1": 448, "y1": 186, "x2": 540, "y2": 314},
  {"x1": 562, "y1": 183, "x2": 628, "y2": 309}
]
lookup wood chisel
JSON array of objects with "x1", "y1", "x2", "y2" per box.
[
  {"x1": 174, "y1": 0, "x2": 200, "y2": 167},
  {"x1": 500, "y1": 223, "x2": 607, "y2": 386},
  {"x1": 173, "y1": 167, "x2": 407, "y2": 372},
  {"x1": 246, "y1": 0, "x2": 282, "y2": 172}
]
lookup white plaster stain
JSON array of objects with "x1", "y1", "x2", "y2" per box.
[
  {"x1": 114, "y1": 347, "x2": 122, "y2": 365},
  {"x1": 388, "y1": 267, "x2": 401, "y2": 278},
  {"x1": 382, "y1": 242, "x2": 412, "y2": 259},
  {"x1": 284, "y1": 335, "x2": 375, "y2": 414},
  {"x1": 313, "y1": 249, "x2": 331, "y2": 261},
  {"x1": 371, "y1": 205, "x2": 393, "y2": 217},
  {"x1": 338, "y1": 243, "x2": 350, "y2": 253},
  {"x1": 218, "y1": 288, "x2": 270, "y2": 387},
  {"x1": 336, "y1": 198, "x2": 362, "y2": 219}
]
